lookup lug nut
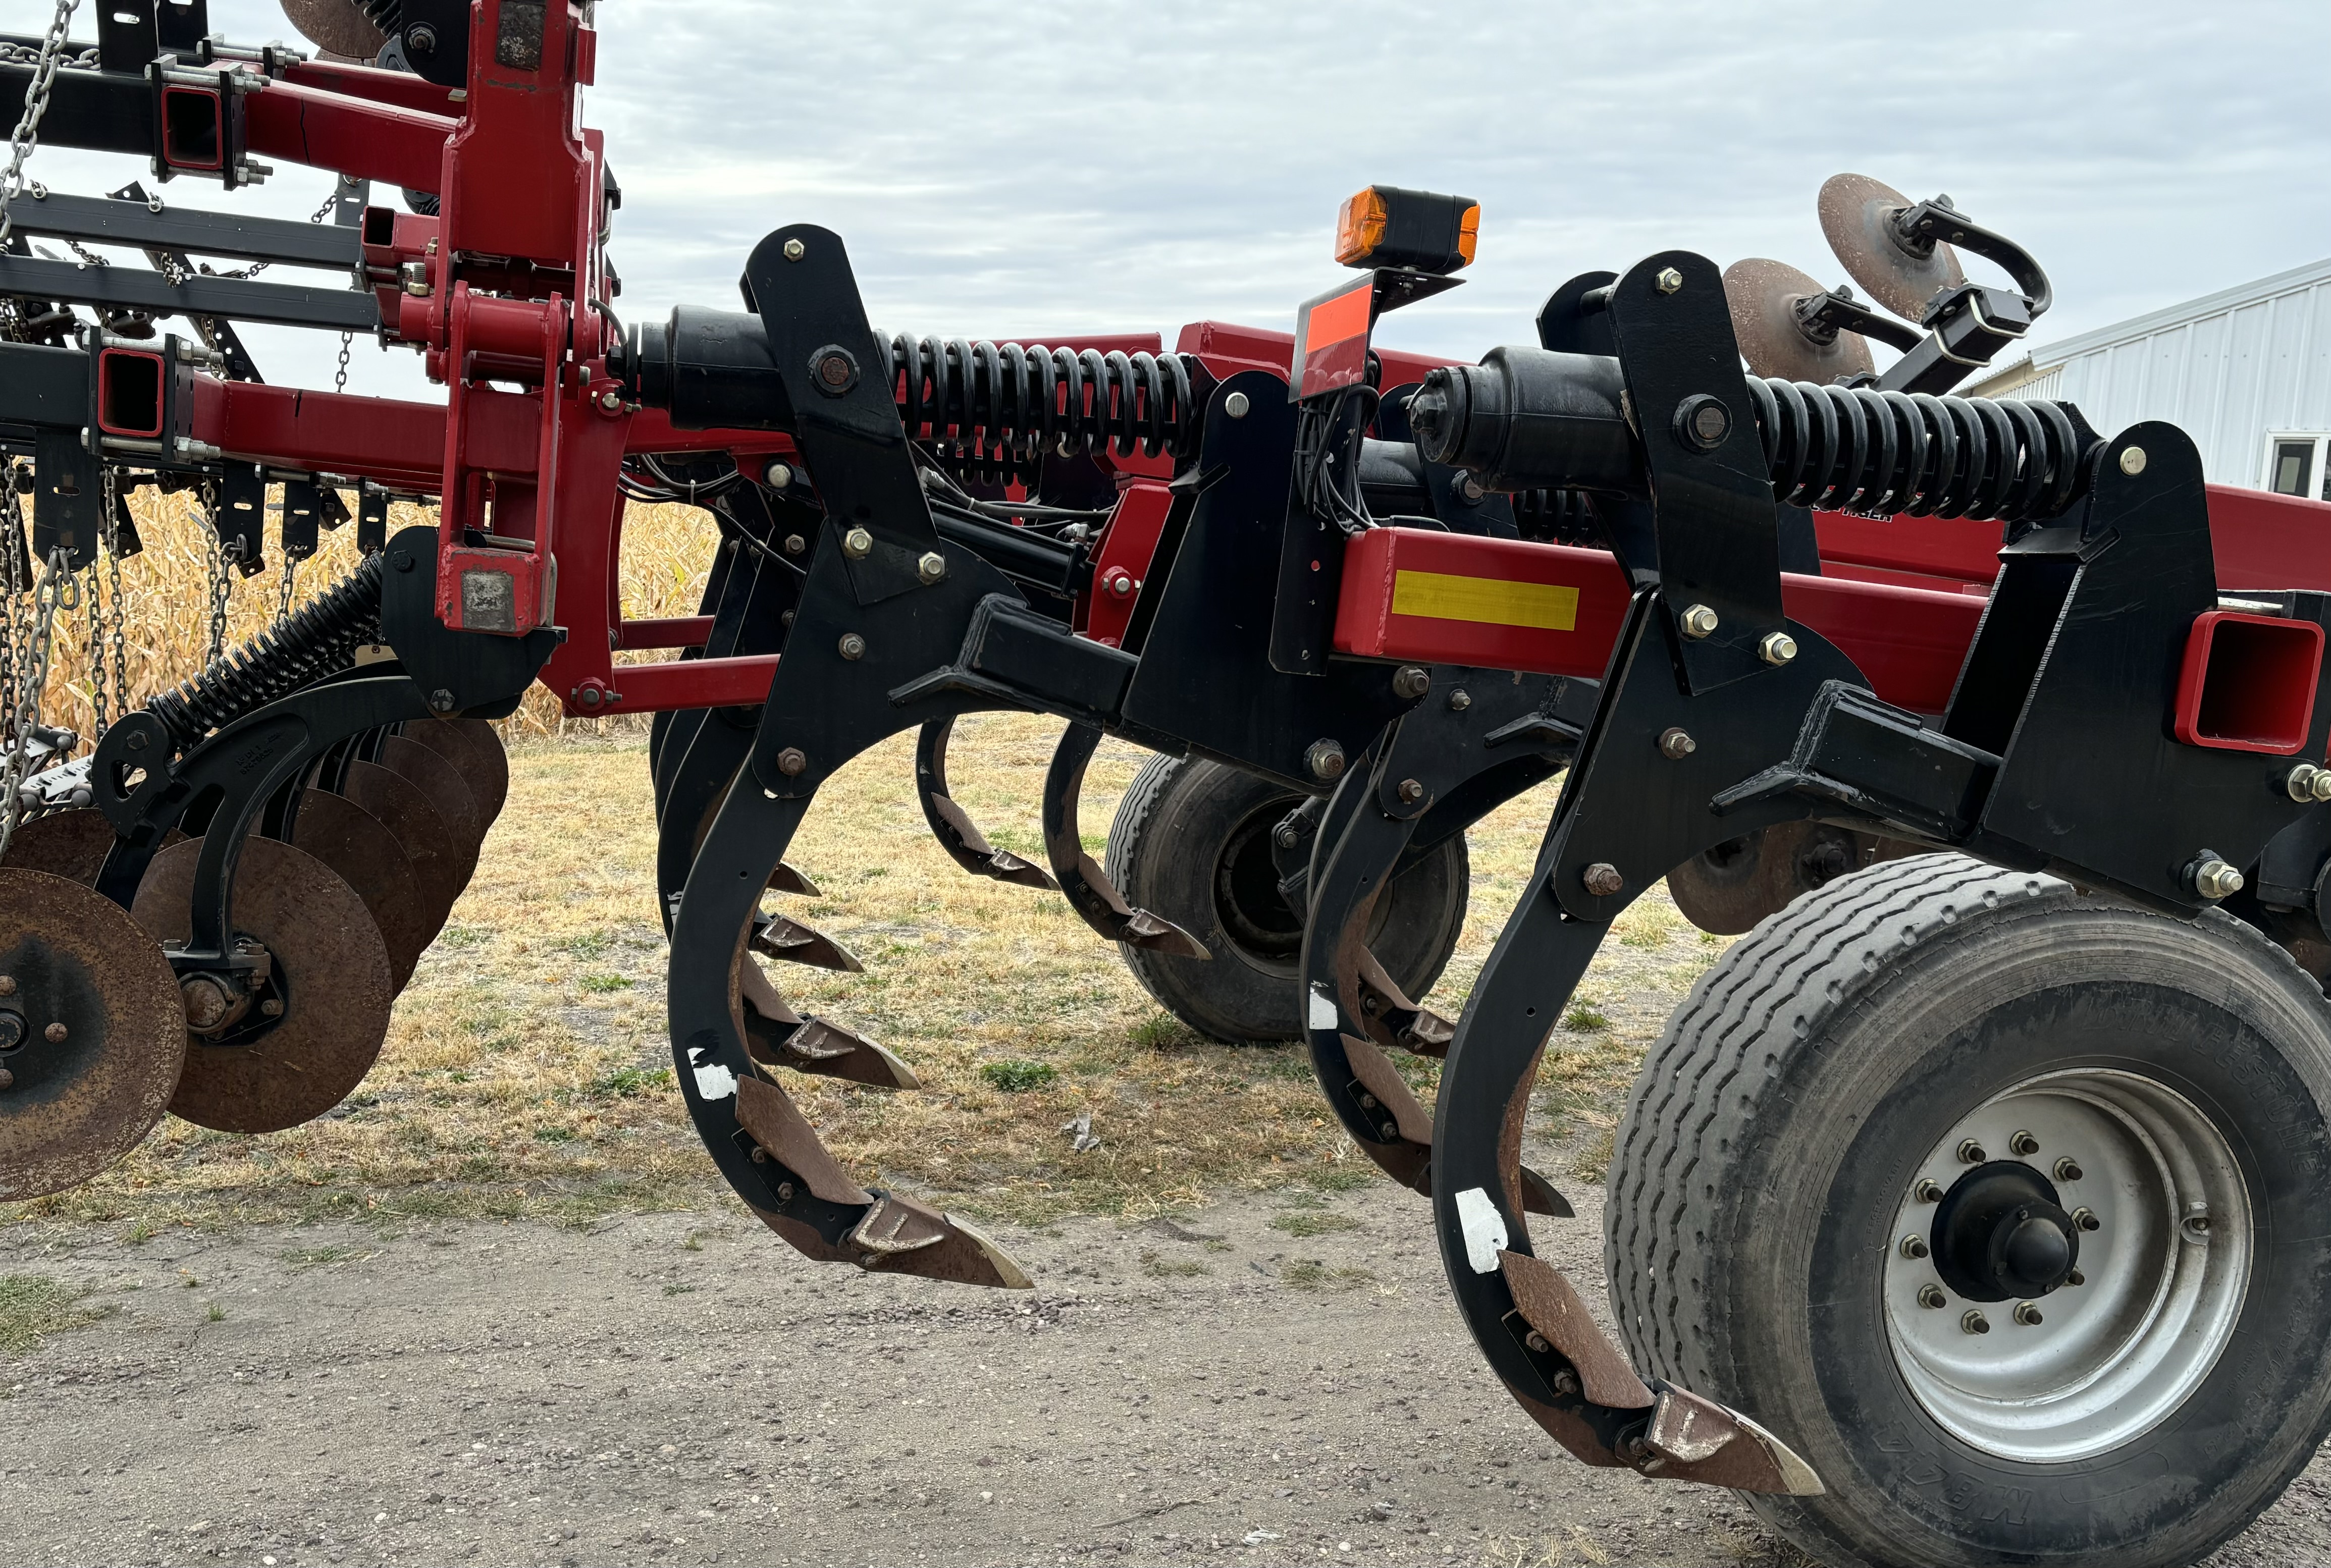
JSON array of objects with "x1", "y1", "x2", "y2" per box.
[
  {"x1": 1678, "y1": 603, "x2": 1719, "y2": 639},
  {"x1": 917, "y1": 551, "x2": 947, "y2": 583},
  {"x1": 1391, "y1": 665, "x2": 1431, "y2": 700},
  {"x1": 1655, "y1": 267, "x2": 1684, "y2": 294},
  {"x1": 42, "y1": 1021, "x2": 66, "y2": 1043},
  {"x1": 837, "y1": 633, "x2": 866, "y2": 661},
  {"x1": 775, "y1": 747, "x2": 808, "y2": 777},
  {"x1": 2193, "y1": 858, "x2": 2243, "y2": 900},
  {"x1": 1917, "y1": 1283, "x2": 1946, "y2": 1309},
  {"x1": 1961, "y1": 1309, "x2": 1990, "y2": 1335},
  {"x1": 1915, "y1": 1178, "x2": 1943, "y2": 1203},
  {"x1": 841, "y1": 526, "x2": 873, "y2": 559},
  {"x1": 1657, "y1": 727, "x2": 1696, "y2": 760},
  {"x1": 2072, "y1": 1206, "x2": 2099, "y2": 1231},
  {"x1": 1397, "y1": 778, "x2": 1424, "y2": 804},
  {"x1": 2009, "y1": 1130, "x2": 2039, "y2": 1156},
  {"x1": 2054, "y1": 1157, "x2": 2083, "y2": 1181},
  {"x1": 1580, "y1": 862, "x2": 1625, "y2": 898},
  {"x1": 1759, "y1": 630, "x2": 1798, "y2": 666},
  {"x1": 1899, "y1": 1234, "x2": 1930, "y2": 1260},
  {"x1": 2012, "y1": 1301, "x2": 2043, "y2": 1326},
  {"x1": 1957, "y1": 1139, "x2": 1987, "y2": 1164}
]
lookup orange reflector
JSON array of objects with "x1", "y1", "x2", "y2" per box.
[
  {"x1": 1457, "y1": 203, "x2": 1480, "y2": 267},
  {"x1": 1334, "y1": 188, "x2": 1391, "y2": 268},
  {"x1": 1303, "y1": 278, "x2": 1373, "y2": 356}
]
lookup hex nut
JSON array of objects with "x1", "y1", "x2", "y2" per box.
[
  {"x1": 1678, "y1": 603, "x2": 1719, "y2": 639},
  {"x1": 1672, "y1": 394, "x2": 1731, "y2": 451},
  {"x1": 1915, "y1": 1178, "x2": 1944, "y2": 1202},
  {"x1": 1580, "y1": 862, "x2": 1625, "y2": 898},
  {"x1": 1759, "y1": 630, "x2": 1798, "y2": 666},
  {"x1": 775, "y1": 747, "x2": 808, "y2": 777},
  {"x1": 2010, "y1": 1130, "x2": 2040, "y2": 1156},
  {"x1": 784, "y1": 534, "x2": 806, "y2": 556},
  {"x1": 2193, "y1": 858, "x2": 2244, "y2": 900},
  {"x1": 841, "y1": 526, "x2": 873, "y2": 560},
  {"x1": 917, "y1": 551, "x2": 948, "y2": 583},
  {"x1": 1305, "y1": 739, "x2": 1346, "y2": 781},
  {"x1": 1447, "y1": 689, "x2": 1471, "y2": 712},
  {"x1": 837, "y1": 633, "x2": 866, "y2": 661},
  {"x1": 2118, "y1": 446, "x2": 2147, "y2": 476},
  {"x1": 1958, "y1": 1139, "x2": 1988, "y2": 1164},
  {"x1": 1523, "y1": 1330, "x2": 1551, "y2": 1355},
  {"x1": 1899, "y1": 1234, "x2": 1930, "y2": 1260},
  {"x1": 429, "y1": 688, "x2": 457, "y2": 714},
  {"x1": 782, "y1": 238, "x2": 806, "y2": 261},
  {"x1": 1917, "y1": 1283, "x2": 1946, "y2": 1309},
  {"x1": 1397, "y1": 778, "x2": 1424, "y2": 804},
  {"x1": 1391, "y1": 665, "x2": 1432, "y2": 700},
  {"x1": 1961, "y1": 1309, "x2": 1990, "y2": 1335},
  {"x1": 1657, "y1": 727, "x2": 1696, "y2": 760},
  {"x1": 2013, "y1": 1301, "x2": 2044, "y2": 1326},
  {"x1": 2073, "y1": 1206, "x2": 2099, "y2": 1231},
  {"x1": 2054, "y1": 1157, "x2": 2083, "y2": 1181},
  {"x1": 1655, "y1": 267, "x2": 1684, "y2": 295}
]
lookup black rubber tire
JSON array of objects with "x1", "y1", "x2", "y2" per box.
[
  {"x1": 1107, "y1": 754, "x2": 1468, "y2": 1043},
  {"x1": 1606, "y1": 853, "x2": 2331, "y2": 1568}
]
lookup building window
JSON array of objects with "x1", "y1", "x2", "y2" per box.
[{"x1": 2265, "y1": 433, "x2": 2331, "y2": 500}]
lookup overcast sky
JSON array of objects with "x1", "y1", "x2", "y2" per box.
[{"x1": 27, "y1": 0, "x2": 2331, "y2": 400}]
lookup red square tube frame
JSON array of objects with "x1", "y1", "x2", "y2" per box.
[{"x1": 2173, "y1": 610, "x2": 2325, "y2": 755}]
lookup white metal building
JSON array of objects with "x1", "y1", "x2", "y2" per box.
[{"x1": 1966, "y1": 256, "x2": 2331, "y2": 499}]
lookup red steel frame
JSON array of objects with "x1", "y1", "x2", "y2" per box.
[{"x1": 134, "y1": 0, "x2": 2331, "y2": 728}]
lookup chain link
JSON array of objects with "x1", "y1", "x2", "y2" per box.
[
  {"x1": 206, "y1": 193, "x2": 344, "y2": 282},
  {"x1": 0, "y1": 548, "x2": 73, "y2": 857},
  {"x1": 0, "y1": 467, "x2": 26, "y2": 728},
  {"x1": 199, "y1": 479, "x2": 232, "y2": 669},
  {"x1": 0, "y1": 0, "x2": 84, "y2": 253},
  {"x1": 274, "y1": 550, "x2": 299, "y2": 627},
  {"x1": 91, "y1": 468, "x2": 127, "y2": 738}
]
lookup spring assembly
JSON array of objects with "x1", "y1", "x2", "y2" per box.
[
  {"x1": 145, "y1": 553, "x2": 383, "y2": 754},
  {"x1": 1743, "y1": 379, "x2": 2091, "y2": 523},
  {"x1": 1510, "y1": 488, "x2": 1602, "y2": 549},
  {"x1": 888, "y1": 336, "x2": 1200, "y2": 487}
]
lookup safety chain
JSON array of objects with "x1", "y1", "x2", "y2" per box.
[
  {"x1": 0, "y1": 41, "x2": 95, "y2": 69},
  {"x1": 0, "y1": 548, "x2": 75, "y2": 858},
  {"x1": 0, "y1": 466, "x2": 26, "y2": 727},
  {"x1": 274, "y1": 550, "x2": 299, "y2": 627},
  {"x1": 89, "y1": 467, "x2": 128, "y2": 737},
  {"x1": 208, "y1": 191, "x2": 343, "y2": 283},
  {"x1": 198, "y1": 479, "x2": 233, "y2": 668},
  {"x1": 0, "y1": 0, "x2": 83, "y2": 253},
  {"x1": 335, "y1": 332, "x2": 352, "y2": 392}
]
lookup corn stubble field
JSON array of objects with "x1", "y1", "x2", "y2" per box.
[{"x1": 0, "y1": 488, "x2": 1727, "y2": 1241}]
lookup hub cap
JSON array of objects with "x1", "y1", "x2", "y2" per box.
[{"x1": 1881, "y1": 1068, "x2": 2250, "y2": 1462}]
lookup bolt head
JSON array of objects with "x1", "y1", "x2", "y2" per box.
[
  {"x1": 1391, "y1": 665, "x2": 1431, "y2": 700},
  {"x1": 125, "y1": 731, "x2": 148, "y2": 752},
  {"x1": 1957, "y1": 1139, "x2": 1987, "y2": 1164},
  {"x1": 42, "y1": 1021, "x2": 66, "y2": 1043},
  {"x1": 837, "y1": 633, "x2": 866, "y2": 661},
  {"x1": 429, "y1": 688, "x2": 457, "y2": 714},
  {"x1": 1655, "y1": 267, "x2": 1684, "y2": 295},
  {"x1": 1961, "y1": 1309, "x2": 1990, "y2": 1335},
  {"x1": 814, "y1": 351, "x2": 857, "y2": 394},
  {"x1": 841, "y1": 526, "x2": 874, "y2": 560},
  {"x1": 1397, "y1": 778, "x2": 1424, "y2": 804},
  {"x1": 574, "y1": 685, "x2": 603, "y2": 711},
  {"x1": 2054, "y1": 1157, "x2": 2083, "y2": 1181},
  {"x1": 1915, "y1": 1178, "x2": 1943, "y2": 1202},
  {"x1": 1580, "y1": 862, "x2": 1625, "y2": 898},
  {"x1": 1657, "y1": 727, "x2": 1696, "y2": 760},
  {"x1": 406, "y1": 23, "x2": 436, "y2": 51},
  {"x1": 1457, "y1": 476, "x2": 1486, "y2": 502},
  {"x1": 2118, "y1": 446, "x2": 2147, "y2": 476},
  {"x1": 775, "y1": 747, "x2": 808, "y2": 777},
  {"x1": 0, "y1": 1066, "x2": 12, "y2": 1090},
  {"x1": 1447, "y1": 689, "x2": 1471, "y2": 712},
  {"x1": 2073, "y1": 1206, "x2": 2099, "y2": 1231},
  {"x1": 1917, "y1": 1283, "x2": 1946, "y2": 1309},
  {"x1": 597, "y1": 389, "x2": 623, "y2": 413},
  {"x1": 2066, "y1": 1268, "x2": 2084, "y2": 1286},
  {"x1": 1523, "y1": 1330, "x2": 1550, "y2": 1354},
  {"x1": 2012, "y1": 1301, "x2": 2044, "y2": 1326},
  {"x1": 782, "y1": 238, "x2": 806, "y2": 262},
  {"x1": 764, "y1": 461, "x2": 793, "y2": 490},
  {"x1": 1679, "y1": 603, "x2": 1719, "y2": 639},
  {"x1": 259, "y1": 998, "x2": 283, "y2": 1017},
  {"x1": 775, "y1": 1181, "x2": 795, "y2": 1202},
  {"x1": 1305, "y1": 739, "x2": 1346, "y2": 781},
  {"x1": 1759, "y1": 630, "x2": 1798, "y2": 666},
  {"x1": 2009, "y1": 1130, "x2": 2040, "y2": 1157},
  {"x1": 1223, "y1": 391, "x2": 1250, "y2": 419},
  {"x1": 2193, "y1": 858, "x2": 2244, "y2": 900},
  {"x1": 1273, "y1": 827, "x2": 1299, "y2": 850},
  {"x1": 1899, "y1": 1234, "x2": 1930, "y2": 1260},
  {"x1": 0, "y1": 976, "x2": 17, "y2": 997},
  {"x1": 2290, "y1": 764, "x2": 2326, "y2": 803},
  {"x1": 917, "y1": 551, "x2": 948, "y2": 583}
]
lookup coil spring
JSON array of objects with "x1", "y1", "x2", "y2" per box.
[
  {"x1": 1744, "y1": 379, "x2": 2093, "y2": 524},
  {"x1": 146, "y1": 554, "x2": 384, "y2": 754},
  {"x1": 888, "y1": 336, "x2": 1200, "y2": 487},
  {"x1": 1510, "y1": 489, "x2": 1601, "y2": 548}
]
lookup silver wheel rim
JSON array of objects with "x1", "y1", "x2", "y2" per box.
[{"x1": 1881, "y1": 1067, "x2": 2250, "y2": 1463}]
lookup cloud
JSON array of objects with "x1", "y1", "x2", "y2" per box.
[{"x1": 21, "y1": 0, "x2": 2331, "y2": 395}]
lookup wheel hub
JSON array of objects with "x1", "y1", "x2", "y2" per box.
[{"x1": 1930, "y1": 1160, "x2": 2079, "y2": 1302}]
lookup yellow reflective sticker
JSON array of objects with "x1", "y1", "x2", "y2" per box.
[{"x1": 1389, "y1": 570, "x2": 1578, "y2": 631}]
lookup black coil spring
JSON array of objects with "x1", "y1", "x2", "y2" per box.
[
  {"x1": 1510, "y1": 489, "x2": 1601, "y2": 548},
  {"x1": 1744, "y1": 379, "x2": 2093, "y2": 523},
  {"x1": 888, "y1": 336, "x2": 1200, "y2": 487},
  {"x1": 146, "y1": 555, "x2": 384, "y2": 753}
]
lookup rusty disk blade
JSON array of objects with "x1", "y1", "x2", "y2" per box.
[
  {"x1": 278, "y1": 0, "x2": 387, "y2": 58},
  {"x1": 276, "y1": 790, "x2": 432, "y2": 992},
  {"x1": 340, "y1": 760, "x2": 463, "y2": 937},
  {"x1": 0, "y1": 868, "x2": 187, "y2": 1201},
  {"x1": 1722, "y1": 258, "x2": 1876, "y2": 385},
  {"x1": 400, "y1": 719, "x2": 508, "y2": 826},
  {"x1": 2, "y1": 808, "x2": 120, "y2": 886},
  {"x1": 380, "y1": 735, "x2": 482, "y2": 875},
  {"x1": 133, "y1": 837, "x2": 394, "y2": 1135},
  {"x1": 1818, "y1": 172, "x2": 1965, "y2": 325}
]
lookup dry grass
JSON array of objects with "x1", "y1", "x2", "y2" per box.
[{"x1": 0, "y1": 1274, "x2": 112, "y2": 1358}]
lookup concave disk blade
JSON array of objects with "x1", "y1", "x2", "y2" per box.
[
  {"x1": 1722, "y1": 258, "x2": 1876, "y2": 385},
  {"x1": 2, "y1": 808, "x2": 121, "y2": 886},
  {"x1": 341, "y1": 760, "x2": 463, "y2": 936},
  {"x1": 272, "y1": 789, "x2": 432, "y2": 992},
  {"x1": 401, "y1": 719, "x2": 508, "y2": 826},
  {"x1": 0, "y1": 867, "x2": 187, "y2": 1201},
  {"x1": 380, "y1": 735, "x2": 482, "y2": 882},
  {"x1": 278, "y1": 0, "x2": 387, "y2": 59},
  {"x1": 1818, "y1": 172, "x2": 1965, "y2": 325},
  {"x1": 132, "y1": 837, "x2": 393, "y2": 1134}
]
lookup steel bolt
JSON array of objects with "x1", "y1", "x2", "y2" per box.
[
  {"x1": 2073, "y1": 1206, "x2": 2099, "y2": 1231},
  {"x1": 841, "y1": 526, "x2": 873, "y2": 559},
  {"x1": 429, "y1": 688, "x2": 457, "y2": 715},
  {"x1": 42, "y1": 1021, "x2": 65, "y2": 1043},
  {"x1": 1305, "y1": 739, "x2": 1347, "y2": 781},
  {"x1": 1523, "y1": 1330, "x2": 1551, "y2": 1354},
  {"x1": 597, "y1": 389, "x2": 623, "y2": 413},
  {"x1": 764, "y1": 461, "x2": 793, "y2": 490},
  {"x1": 775, "y1": 1181, "x2": 796, "y2": 1202},
  {"x1": 2010, "y1": 1130, "x2": 2040, "y2": 1157},
  {"x1": 1549, "y1": 1368, "x2": 1581, "y2": 1397},
  {"x1": 2067, "y1": 1269, "x2": 2085, "y2": 1286},
  {"x1": 1457, "y1": 476, "x2": 1486, "y2": 502},
  {"x1": 1678, "y1": 603, "x2": 1719, "y2": 639},
  {"x1": 1657, "y1": 727, "x2": 1696, "y2": 760},
  {"x1": 1447, "y1": 689, "x2": 1471, "y2": 712},
  {"x1": 750, "y1": 1147, "x2": 769, "y2": 1163},
  {"x1": 2287, "y1": 763, "x2": 2328, "y2": 803},
  {"x1": 1917, "y1": 1283, "x2": 1946, "y2": 1309},
  {"x1": 1957, "y1": 1139, "x2": 1987, "y2": 1164},
  {"x1": 784, "y1": 534, "x2": 806, "y2": 555},
  {"x1": 1397, "y1": 778, "x2": 1424, "y2": 804},
  {"x1": 1673, "y1": 394, "x2": 1730, "y2": 451},
  {"x1": 775, "y1": 747, "x2": 808, "y2": 777},
  {"x1": 782, "y1": 238, "x2": 806, "y2": 262},
  {"x1": 259, "y1": 998, "x2": 283, "y2": 1017},
  {"x1": 0, "y1": 975, "x2": 17, "y2": 997},
  {"x1": 1899, "y1": 1234, "x2": 1930, "y2": 1260},
  {"x1": 814, "y1": 351, "x2": 857, "y2": 394},
  {"x1": 1915, "y1": 1178, "x2": 1943, "y2": 1202},
  {"x1": 1103, "y1": 569, "x2": 1134, "y2": 598},
  {"x1": 1961, "y1": 1309, "x2": 1990, "y2": 1335},
  {"x1": 1273, "y1": 826, "x2": 1300, "y2": 850},
  {"x1": 2118, "y1": 446, "x2": 2147, "y2": 476},
  {"x1": 2012, "y1": 1301, "x2": 2043, "y2": 1326},
  {"x1": 1223, "y1": 391, "x2": 1250, "y2": 419},
  {"x1": 1391, "y1": 665, "x2": 1432, "y2": 700},
  {"x1": 2054, "y1": 1156, "x2": 2083, "y2": 1181},
  {"x1": 125, "y1": 731, "x2": 147, "y2": 752},
  {"x1": 917, "y1": 551, "x2": 948, "y2": 584},
  {"x1": 837, "y1": 633, "x2": 866, "y2": 661},
  {"x1": 1357, "y1": 1092, "x2": 1378, "y2": 1110},
  {"x1": 1655, "y1": 267, "x2": 1684, "y2": 295},
  {"x1": 2193, "y1": 858, "x2": 2244, "y2": 899},
  {"x1": 1580, "y1": 862, "x2": 1625, "y2": 898},
  {"x1": 1759, "y1": 630, "x2": 1798, "y2": 666},
  {"x1": 406, "y1": 23, "x2": 437, "y2": 52},
  {"x1": 181, "y1": 977, "x2": 232, "y2": 1032}
]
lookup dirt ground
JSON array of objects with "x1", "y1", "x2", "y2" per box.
[{"x1": 5, "y1": 1170, "x2": 2328, "y2": 1568}]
